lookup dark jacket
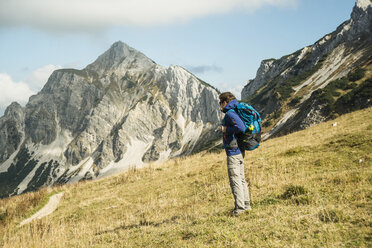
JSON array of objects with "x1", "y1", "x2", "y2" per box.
[{"x1": 222, "y1": 99, "x2": 246, "y2": 156}]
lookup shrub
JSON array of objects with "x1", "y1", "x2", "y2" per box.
[
  {"x1": 318, "y1": 209, "x2": 343, "y2": 223},
  {"x1": 276, "y1": 84, "x2": 294, "y2": 100},
  {"x1": 259, "y1": 197, "x2": 280, "y2": 206},
  {"x1": 272, "y1": 109, "x2": 282, "y2": 119},
  {"x1": 289, "y1": 96, "x2": 302, "y2": 106},
  {"x1": 348, "y1": 67, "x2": 366, "y2": 82},
  {"x1": 262, "y1": 119, "x2": 272, "y2": 127},
  {"x1": 280, "y1": 185, "x2": 307, "y2": 199},
  {"x1": 293, "y1": 195, "x2": 311, "y2": 205},
  {"x1": 335, "y1": 78, "x2": 372, "y2": 114},
  {"x1": 331, "y1": 77, "x2": 349, "y2": 90},
  {"x1": 282, "y1": 147, "x2": 305, "y2": 156}
]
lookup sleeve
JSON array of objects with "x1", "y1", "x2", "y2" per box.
[{"x1": 225, "y1": 111, "x2": 246, "y2": 135}]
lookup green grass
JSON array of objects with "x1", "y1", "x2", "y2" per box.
[{"x1": 0, "y1": 108, "x2": 371, "y2": 247}]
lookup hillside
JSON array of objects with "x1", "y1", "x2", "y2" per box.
[
  {"x1": 0, "y1": 107, "x2": 371, "y2": 247},
  {"x1": 241, "y1": 0, "x2": 372, "y2": 139}
]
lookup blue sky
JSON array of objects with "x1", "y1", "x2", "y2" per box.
[{"x1": 0, "y1": 0, "x2": 356, "y2": 115}]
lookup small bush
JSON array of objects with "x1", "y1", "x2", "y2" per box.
[
  {"x1": 334, "y1": 78, "x2": 372, "y2": 114},
  {"x1": 259, "y1": 197, "x2": 280, "y2": 206},
  {"x1": 263, "y1": 120, "x2": 272, "y2": 127},
  {"x1": 332, "y1": 91, "x2": 341, "y2": 97},
  {"x1": 182, "y1": 231, "x2": 198, "y2": 240},
  {"x1": 345, "y1": 82, "x2": 357, "y2": 90},
  {"x1": 273, "y1": 109, "x2": 282, "y2": 119},
  {"x1": 282, "y1": 147, "x2": 307, "y2": 156},
  {"x1": 280, "y1": 185, "x2": 307, "y2": 199},
  {"x1": 292, "y1": 195, "x2": 311, "y2": 205},
  {"x1": 348, "y1": 67, "x2": 366, "y2": 82},
  {"x1": 289, "y1": 96, "x2": 302, "y2": 106},
  {"x1": 314, "y1": 159, "x2": 322, "y2": 167},
  {"x1": 318, "y1": 209, "x2": 343, "y2": 223},
  {"x1": 331, "y1": 77, "x2": 349, "y2": 90},
  {"x1": 276, "y1": 84, "x2": 294, "y2": 100}
]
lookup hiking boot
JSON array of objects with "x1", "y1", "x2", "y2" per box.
[
  {"x1": 233, "y1": 209, "x2": 245, "y2": 217},
  {"x1": 233, "y1": 207, "x2": 247, "y2": 217},
  {"x1": 245, "y1": 201, "x2": 252, "y2": 211}
]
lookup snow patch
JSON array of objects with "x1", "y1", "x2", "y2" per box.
[
  {"x1": 97, "y1": 137, "x2": 152, "y2": 178},
  {"x1": 296, "y1": 47, "x2": 309, "y2": 64},
  {"x1": 180, "y1": 121, "x2": 203, "y2": 150},
  {"x1": 16, "y1": 158, "x2": 44, "y2": 194},
  {"x1": 156, "y1": 149, "x2": 172, "y2": 164},
  {"x1": 68, "y1": 157, "x2": 94, "y2": 183},
  {"x1": 5, "y1": 130, "x2": 72, "y2": 194},
  {"x1": 0, "y1": 139, "x2": 24, "y2": 173},
  {"x1": 176, "y1": 113, "x2": 186, "y2": 133},
  {"x1": 263, "y1": 108, "x2": 299, "y2": 140},
  {"x1": 275, "y1": 109, "x2": 298, "y2": 128},
  {"x1": 36, "y1": 130, "x2": 73, "y2": 160},
  {"x1": 294, "y1": 46, "x2": 349, "y2": 94}
]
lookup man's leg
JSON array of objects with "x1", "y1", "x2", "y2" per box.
[
  {"x1": 240, "y1": 151, "x2": 251, "y2": 210},
  {"x1": 227, "y1": 154, "x2": 245, "y2": 214},
  {"x1": 240, "y1": 160, "x2": 251, "y2": 210}
]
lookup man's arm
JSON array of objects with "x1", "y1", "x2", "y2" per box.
[{"x1": 225, "y1": 111, "x2": 245, "y2": 135}]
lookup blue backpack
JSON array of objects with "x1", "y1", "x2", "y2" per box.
[{"x1": 232, "y1": 102, "x2": 262, "y2": 151}]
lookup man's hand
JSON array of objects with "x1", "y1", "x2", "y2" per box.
[{"x1": 221, "y1": 126, "x2": 227, "y2": 133}]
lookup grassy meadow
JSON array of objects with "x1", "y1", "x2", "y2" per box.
[{"x1": 0, "y1": 108, "x2": 371, "y2": 247}]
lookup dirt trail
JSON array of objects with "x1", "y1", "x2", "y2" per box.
[{"x1": 20, "y1": 192, "x2": 64, "y2": 226}]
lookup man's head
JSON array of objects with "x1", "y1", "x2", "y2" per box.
[{"x1": 219, "y1": 92, "x2": 236, "y2": 110}]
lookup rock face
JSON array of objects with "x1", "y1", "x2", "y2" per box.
[
  {"x1": 0, "y1": 103, "x2": 25, "y2": 163},
  {"x1": 0, "y1": 41, "x2": 221, "y2": 198},
  {"x1": 242, "y1": 0, "x2": 372, "y2": 139}
]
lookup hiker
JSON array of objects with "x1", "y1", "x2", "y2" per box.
[{"x1": 219, "y1": 92, "x2": 252, "y2": 216}]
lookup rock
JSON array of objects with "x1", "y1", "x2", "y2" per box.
[
  {"x1": 0, "y1": 42, "x2": 221, "y2": 198},
  {"x1": 241, "y1": 1, "x2": 372, "y2": 139}
]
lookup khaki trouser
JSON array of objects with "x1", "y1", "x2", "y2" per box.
[{"x1": 227, "y1": 153, "x2": 250, "y2": 211}]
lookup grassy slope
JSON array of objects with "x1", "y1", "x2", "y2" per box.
[{"x1": 1, "y1": 108, "x2": 371, "y2": 247}]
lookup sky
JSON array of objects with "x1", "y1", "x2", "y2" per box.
[{"x1": 0, "y1": 0, "x2": 356, "y2": 116}]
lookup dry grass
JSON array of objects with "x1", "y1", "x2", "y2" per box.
[{"x1": 1, "y1": 108, "x2": 371, "y2": 247}]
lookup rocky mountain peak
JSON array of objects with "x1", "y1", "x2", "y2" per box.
[
  {"x1": 241, "y1": 0, "x2": 372, "y2": 139},
  {"x1": 356, "y1": 0, "x2": 371, "y2": 10},
  {"x1": 0, "y1": 41, "x2": 221, "y2": 198},
  {"x1": 85, "y1": 41, "x2": 156, "y2": 75},
  {"x1": 4, "y1": 102, "x2": 23, "y2": 118},
  {"x1": 350, "y1": 0, "x2": 372, "y2": 36}
]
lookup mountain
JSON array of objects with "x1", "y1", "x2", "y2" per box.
[
  {"x1": 241, "y1": 0, "x2": 372, "y2": 139},
  {"x1": 1, "y1": 108, "x2": 371, "y2": 247},
  {"x1": 0, "y1": 41, "x2": 221, "y2": 198}
]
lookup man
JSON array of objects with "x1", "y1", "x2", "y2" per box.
[{"x1": 219, "y1": 92, "x2": 252, "y2": 216}]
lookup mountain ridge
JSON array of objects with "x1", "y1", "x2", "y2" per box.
[
  {"x1": 241, "y1": 0, "x2": 372, "y2": 139},
  {"x1": 0, "y1": 42, "x2": 221, "y2": 198}
]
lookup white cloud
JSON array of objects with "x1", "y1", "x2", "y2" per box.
[
  {"x1": 186, "y1": 64, "x2": 223, "y2": 74},
  {"x1": 26, "y1": 64, "x2": 62, "y2": 90},
  {"x1": 0, "y1": 74, "x2": 35, "y2": 111},
  {"x1": 0, "y1": 65, "x2": 60, "y2": 114},
  {"x1": 0, "y1": 0, "x2": 298, "y2": 32},
  {"x1": 219, "y1": 83, "x2": 244, "y2": 100}
]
